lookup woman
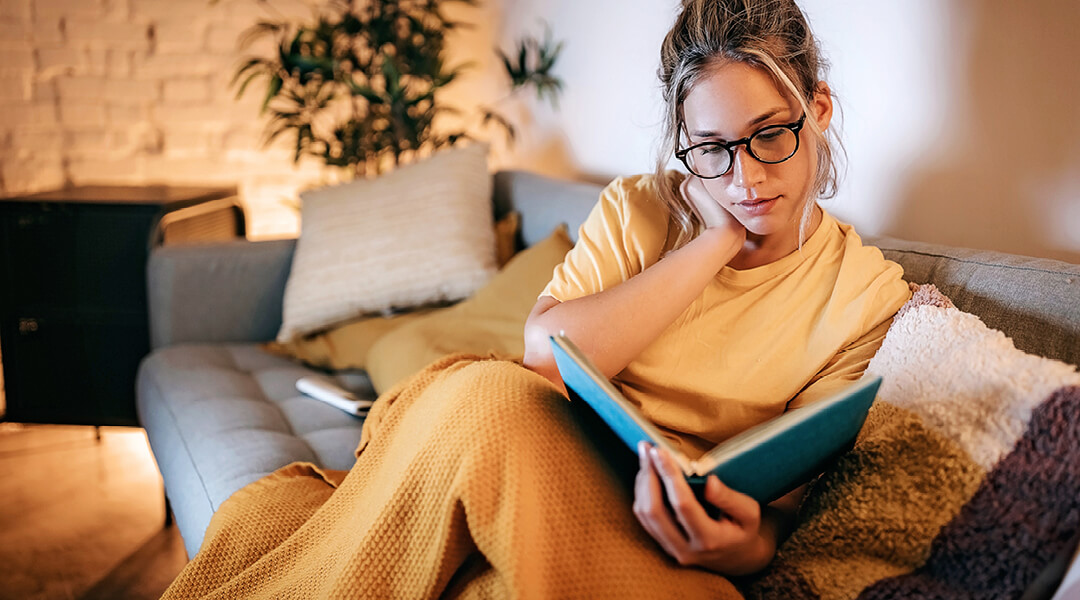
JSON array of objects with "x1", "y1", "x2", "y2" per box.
[
  {"x1": 163, "y1": 0, "x2": 909, "y2": 597},
  {"x1": 523, "y1": 0, "x2": 909, "y2": 578}
]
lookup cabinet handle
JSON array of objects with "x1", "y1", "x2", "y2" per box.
[{"x1": 18, "y1": 318, "x2": 39, "y2": 334}]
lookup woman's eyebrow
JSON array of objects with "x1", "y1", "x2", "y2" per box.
[{"x1": 689, "y1": 107, "x2": 788, "y2": 139}]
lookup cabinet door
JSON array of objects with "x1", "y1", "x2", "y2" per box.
[
  {"x1": 2, "y1": 314, "x2": 145, "y2": 426},
  {"x1": 1, "y1": 204, "x2": 79, "y2": 312}
]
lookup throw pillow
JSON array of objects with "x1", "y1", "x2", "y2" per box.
[
  {"x1": 263, "y1": 211, "x2": 523, "y2": 370},
  {"x1": 365, "y1": 224, "x2": 574, "y2": 394},
  {"x1": 276, "y1": 143, "x2": 496, "y2": 343},
  {"x1": 743, "y1": 285, "x2": 1080, "y2": 599}
]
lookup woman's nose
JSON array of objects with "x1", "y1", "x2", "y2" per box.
[{"x1": 731, "y1": 146, "x2": 766, "y2": 190}]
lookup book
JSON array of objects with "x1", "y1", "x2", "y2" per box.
[{"x1": 549, "y1": 334, "x2": 881, "y2": 505}]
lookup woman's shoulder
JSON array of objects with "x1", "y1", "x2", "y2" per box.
[
  {"x1": 594, "y1": 172, "x2": 678, "y2": 228},
  {"x1": 823, "y1": 211, "x2": 912, "y2": 315}
]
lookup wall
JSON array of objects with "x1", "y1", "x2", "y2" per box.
[
  {"x1": 1, "y1": 0, "x2": 1078, "y2": 262},
  {"x1": 475, "y1": 0, "x2": 1080, "y2": 263},
  {"x1": 0, "y1": 0, "x2": 330, "y2": 239}
]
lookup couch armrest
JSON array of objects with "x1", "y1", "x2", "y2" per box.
[{"x1": 147, "y1": 239, "x2": 296, "y2": 349}]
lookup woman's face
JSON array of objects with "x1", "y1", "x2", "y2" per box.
[{"x1": 681, "y1": 61, "x2": 832, "y2": 240}]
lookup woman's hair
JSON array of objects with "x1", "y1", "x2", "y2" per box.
[{"x1": 654, "y1": 0, "x2": 842, "y2": 251}]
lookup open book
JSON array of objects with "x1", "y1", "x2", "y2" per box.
[{"x1": 549, "y1": 334, "x2": 881, "y2": 504}]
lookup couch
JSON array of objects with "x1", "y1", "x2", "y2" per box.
[{"x1": 136, "y1": 170, "x2": 1080, "y2": 597}]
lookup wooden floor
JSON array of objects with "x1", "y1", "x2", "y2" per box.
[{"x1": 0, "y1": 423, "x2": 188, "y2": 600}]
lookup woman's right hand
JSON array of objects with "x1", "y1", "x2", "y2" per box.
[{"x1": 680, "y1": 175, "x2": 746, "y2": 242}]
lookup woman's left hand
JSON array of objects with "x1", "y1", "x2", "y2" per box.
[{"x1": 632, "y1": 442, "x2": 773, "y2": 575}]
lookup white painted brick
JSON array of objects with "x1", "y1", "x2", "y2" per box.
[
  {"x1": 10, "y1": 126, "x2": 64, "y2": 154},
  {"x1": 36, "y1": 46, "x2": 81, "y2": 71},
  {"x1": 138, "y1": 154, "x2": 239, "y2": 183},
  {"x1": 204, "y1": 21, "x2": 245, "y2": 54},
  {"x1": 102, "y1": 78, "x2": 157, "y2": 102},
  {"x1": 67, "y1": 157, "x2": 142, "y2": 183},
  {"x1": 107, "y1": 49, "x2": 132, "y2": 78},
  {"x1": 0, "y1": 0, "x2": 31, "y2": 22},
  {"x1": 83, "y1": 46, "x2": 108, "y2": 76},
  {"x1": 31, "y1": 79, "x2": 57, "y2": 101},
  {"x1": 57, "y1": 75, "x2": 104, "y2": 98},
  {"x1": 1, "y1": 156, "x2": 65, "y2": 192},
  {"x1": 164, "y1": 128, "x2": 210, "y2": 155},
  {"x1": 35, "y1": 0, "x2": 103, "y2": 19},
  {"x1": 131, "y1": 0, "x2": 210, "y2": 21},
  {"x1": 161, "y1": 77, "x2": 209, "y2": 104},
  {"x1": 132, "y1": 51, "x2": 226, "y2": 78},
  {"x1": 106, "y1": 102, "x2": 144, "y2": 123},
  {"x1": 33, "y1": 18, "x2": 64, "y2": 44},
  {"x1": 65, "y1": 127, "x2": 110, "y2": 154},
  {"x1": 66, "y1": 20, "x2": 150, "y2": 49},
  {"x1": 153, "y1": 103, "x2": 230, "y2": 124},
  {"x1": 152, "y1": 20, "x2": 207, "y2": 53},
  {"x1": 0, "y1": 45, "x2": 34, "y2": 77},
  {"x1": 59, "y1": 102, "x2": 106, "y2": 126},
  {"x1": 0, "y1": 75, "x2": 28, "y2": 101},
  {"x1": 100, "y1": 0, "x2": 131, "y2": 21},
  {"x1": 222, "y1": 125, "x2": 261, "y2": 151},
  {"x1": 0, "y1": 102, "x2": 57, "y2": 126},
  {"x1": 0, "y1": 20, "x2": 30, "y2": 41}
]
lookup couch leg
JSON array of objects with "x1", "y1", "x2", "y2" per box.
[{"x1": 164, "y1": 491, "x2": 173, "y2": 528}]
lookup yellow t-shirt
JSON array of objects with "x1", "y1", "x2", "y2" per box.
[{"x1": 541, "y1": 173, "x2": 912, "y2": 459}]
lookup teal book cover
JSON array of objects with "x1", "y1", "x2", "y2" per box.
[{"x1": 550, "y1": 334, "x2": 881, "y2": 505}]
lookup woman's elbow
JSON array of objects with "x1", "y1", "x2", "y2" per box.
[{"x1": 522, "y1": 299, "x2": 565, "y2": 392}]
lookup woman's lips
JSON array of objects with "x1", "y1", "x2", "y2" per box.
[{"x1": 735, "y1": 196, "x2": 778, "y2": 216}]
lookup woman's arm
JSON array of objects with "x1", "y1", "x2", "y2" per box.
[{"x1": 523, "y1": 176, "x2": 745, "y2": 389}]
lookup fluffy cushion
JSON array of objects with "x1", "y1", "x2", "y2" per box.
[
  {"x1": 365, "y1": 224, "x2": 574, "y2": 394},
  {"x1": 264, "y1": 211, "x2": 523, "y2": 369},
  {"x1": 743, "y1": 285, "x2": 1080, "y2": 598},
  {"x1": 277, "y1": 143, "x2": 496, "y2": 342}
]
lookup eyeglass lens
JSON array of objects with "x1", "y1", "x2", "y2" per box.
[{"x1": 685, "y1": 125, "x2": 799, "y2": 178}]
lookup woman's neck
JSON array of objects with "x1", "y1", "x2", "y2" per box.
[{"x1": 728, "y1": 204, "x2": 823, "y2": 271}]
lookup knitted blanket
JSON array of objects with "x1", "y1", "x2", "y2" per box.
[
  {"x1": 162, "y1": 356, "x2": 742, "y2": 599},
  {"x1": 743, "y1": 285, "x2": 1080, "y2": 598}
]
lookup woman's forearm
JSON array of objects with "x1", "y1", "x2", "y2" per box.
[{"x1": 523, "y1": 226, "x2": 742, "y2": 384}]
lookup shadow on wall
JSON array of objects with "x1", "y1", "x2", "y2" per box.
[{"x1": 888, "y1": 0, "x2": 1080, "y2": 264}]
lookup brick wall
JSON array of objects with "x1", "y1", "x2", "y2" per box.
[{"x1": 0, "y1": 0, "x2": 347, "y2": 239}]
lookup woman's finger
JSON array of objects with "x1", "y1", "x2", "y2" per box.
[
  {"x1": 634, "y1": 443, "x2": 691, "y2": 561},
  {"x1": 649, "y1": 446, "x2": 716, "y2": 542},
  {"x1": 703, "y1": 474, "x2": 761, "y2": 529}
]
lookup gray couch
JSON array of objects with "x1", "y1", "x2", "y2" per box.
[{"x1": 136, "y1": 170, "x2": 1080, "y2": 596}]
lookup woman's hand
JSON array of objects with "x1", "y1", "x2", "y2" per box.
[
  {"x1": 680, "y1": 175, "x2": 746, "y2": 241},
  {"x1": 633, "y1": 442, "x2": 775, "y2": 576}
]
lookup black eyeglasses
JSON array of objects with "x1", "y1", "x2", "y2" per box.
[{"x1": 675, "y1": 114, "x2": 806, "y2": 179}]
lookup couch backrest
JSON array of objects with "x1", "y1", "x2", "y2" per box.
[
  {"x1": 865, "y1": 235, "x2": 1080, "y2": 367},
  {"x1": 495, "y1": 170, "x2": 1079, "y2": 367}
]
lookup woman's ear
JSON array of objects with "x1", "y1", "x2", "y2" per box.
[{"x1": 811, "y1": 82, "x2": 834, "y2": 132}]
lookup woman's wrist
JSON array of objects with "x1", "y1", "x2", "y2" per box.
[{"x1": 694, "y1": 225, "x2": 744, "y2": 270}]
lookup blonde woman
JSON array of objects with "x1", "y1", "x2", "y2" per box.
[
  {"x1": 524, "y1": 0, "x2": 910, "y2": 577},
  {"x1": 163, "y1": 1, "x2": 910, "y2": 597}
]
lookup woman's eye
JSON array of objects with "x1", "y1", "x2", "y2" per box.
[
  {"x1": 699, "y1": 145, "x2": 724, "y2": 155},
  {"x1": 757, "y1": 130, "x2": 783, "y2": 141}
]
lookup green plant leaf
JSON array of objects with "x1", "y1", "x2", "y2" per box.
[{"x1": 261, "y1": 74, "x2": 283, "y2": 114}]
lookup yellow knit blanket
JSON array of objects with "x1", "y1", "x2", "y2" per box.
[{"x1": 163, "y1": 355, "x2": 741, "y2": 599}]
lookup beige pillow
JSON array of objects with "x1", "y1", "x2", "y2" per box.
[
  {"x1": 277, "y1": 144, "x2": 497, "y2": 342},
  {"x1": 365, "y1": 224, "x2": 574, "y2": 394}
]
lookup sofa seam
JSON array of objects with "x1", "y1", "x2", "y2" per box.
[
  {"x1": 879, "y1": 246, "x2": 1079, "y2": 277},
  {"x1": 149, "y1": 365, "x2": 217, "y2": 519}
]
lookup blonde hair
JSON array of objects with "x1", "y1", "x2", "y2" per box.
[{"x1": 654, "y1": 0, "x2": 842, "y2": 251}]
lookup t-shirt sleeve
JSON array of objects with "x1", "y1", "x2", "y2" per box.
[
  {"x1": 540, "y1": 175, "x2": 669, "y2": 302},
  {"x1": 786, "y1": 256, "x2": 911, "y2": 410}
]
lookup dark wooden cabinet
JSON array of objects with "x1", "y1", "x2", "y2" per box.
[{"x1": 0, "y1": 185, "x2": 242, "y2": 426}]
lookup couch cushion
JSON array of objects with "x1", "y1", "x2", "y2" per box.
[{"x1": 136, "y1": 343, "x2": 370, "y2": 558}]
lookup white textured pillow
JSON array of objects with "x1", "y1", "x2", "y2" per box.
[{"x1": 277, "y1": 143, "x2": 497, "y2": 343}]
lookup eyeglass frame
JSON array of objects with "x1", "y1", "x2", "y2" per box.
[{"x1": 674, "y1": 113, "x2": 807, "y2": 179}]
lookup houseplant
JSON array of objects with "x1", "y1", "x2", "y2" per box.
[{"x1": 231, "y1": 0, "x2": 563, "y2": 177}]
